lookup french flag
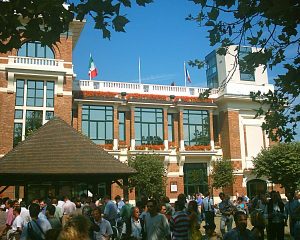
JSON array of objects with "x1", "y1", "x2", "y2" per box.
[{"x1": 185, "y1": 66, "x2": 191, "y2": 83}]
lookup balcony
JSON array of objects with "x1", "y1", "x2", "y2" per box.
[
  {"x1": 74, "y1": 80, "x2": 218, "y2": 98},
  {"x1": 7, "y1": 56, "x2": 66, "y2": 72}
]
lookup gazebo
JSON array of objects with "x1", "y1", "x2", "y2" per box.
[{"x1": 0, "y1": 117, "x2": 136, "y2": 201}]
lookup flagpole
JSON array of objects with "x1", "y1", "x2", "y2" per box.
[
  {"x1": 89, "y1": 53, "x2": 91, "y2": 81},
  {"x1": 184, "y1": 61, "x2": 187, "y2": 87},
  {"x1": 138, "y1": 57, "x2": 141, "y2": 84}
]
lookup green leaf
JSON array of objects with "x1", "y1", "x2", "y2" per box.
[
  {"x1": 112, "y1": 15, "x2": 129, "y2": 32},
  {"x1": 119, "y1": 0, "x2": 131, "y2": 7},
  {"x1": 208, "y1": 8, "x2": 219, "y2": 21}
]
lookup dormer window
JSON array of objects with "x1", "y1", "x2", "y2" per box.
[{"x1": 18, "y1": 41, "x2": 54, "y2": 59}]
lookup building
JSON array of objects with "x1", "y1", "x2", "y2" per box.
[{"x1": 0, "y1": 23, "x2": 281, "y2": 201}]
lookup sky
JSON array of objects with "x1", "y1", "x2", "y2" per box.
[{"x1": 73, "y1": 1, "x2": 211, "y2": 87}]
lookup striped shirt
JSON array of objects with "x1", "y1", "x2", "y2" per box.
[{"x1": 170, "y1": 211, "x2": 190, "y2": 240}]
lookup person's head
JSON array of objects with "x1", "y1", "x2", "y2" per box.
[
  {"x1": 40, "y1": 199, "x2": 47, "y2": 209},
  {"x1": 147, "y1": 199, "x2": 158, "y2": 215},
  {"x1": 29, "y1": 203, "x2": 41, "y2": 219},
  {"x1": 5, "y1": 199, "x2": 14, "y2": 209},
  {"x1": 219, "y1": 192, "x2": 225, "y2": 201},
  {"x1": 204, "y1": 191, "x2": 210, "y2": 197},
  {"x1": 131, "y1": 207, "x2": 140, "y2": 219},
  {"x1": 13, "y1": 206, "x2": 21, "y2": 216},
  {"x1": 204, "y1": 223, "x2": 216, "y2": 236},
  {"x1": 187, "y1": 200, "x2": 198, "y2": 213},
  {"x1": 58, "y1": 215, "x2": 90, "y2": 240},
  {"x1": 174, "y1": 200, "x2": 185, "y2": 212},
  {"x1": 237, "y1": 196, "x2": 243, "y2": 203},
  {"x1": 92, "y1": 207, "x2": 102, "y2": 222},
  {"x1": 102, "y1": 195, "x2": 111, "y2": 203},
  {"x1": 51, "y1": 198, "x2": 58, "y2": 205},
  {"x1": 177, "y1": 193, "x2": 186, "y2": 205},
  {"x1": 161, "y1": 196, "x2": 170, "y2": 204},
  {"x1": 46, "y1": 204, "x2": 56, "y2": 217},
  {"x1": 45, "y1": 229, "x2": 61, "y2": 240},
  {"x1": 63, "y1": 196, "x2": 69, "y2": 202},
  {"x1": 114, "y1": 195, "x2": 121, "y2": 203},
  {"x1": 159, "y1": 203, "x2": 167, "y2": 215},
  {"x1": 234, "y1": 211, "x2": 248, "y2": 232}
]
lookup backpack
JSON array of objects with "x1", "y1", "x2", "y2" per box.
[{"x1": 27, "y1": 221, "x2": 45, "y2": 240}]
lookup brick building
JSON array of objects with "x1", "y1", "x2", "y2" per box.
[{"x1": 0, "y1": 24, "x2": 280, "y2": 201}]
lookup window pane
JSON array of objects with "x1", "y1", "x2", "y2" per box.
[
  {"x1": 16, "y1": 97, "x2": 24, "y2": 106},
  {"x1": 90, "y1": 122, "x2": 97, "y2": 139},
  {"x1": 35, "y1": 98, "x2": 43, "y2": 107},
  {"x1": 46, "y1": 99, "x2": 54, "y2": 107},
  {"x1": 27, "y1": 43, "x2": 35, "y2": 57},
  {"x1": 25, "y1": 110, "x2": 42, "y2": 137},
  {"x1": 27, "y1": 80, "x2": 35, "y2": 89},
  {"x1": 26, "y1": 98, "x2": 34, "y2": 106},
  {"x1": 82, "y1": 121, "x2": 89, "y2": 136},
  {"x1": 45, "y1": 111, "x2": 54, "y2": 120},
  {"x1": 13, "y1": 123, "x2": 23, "y2": 147},
  {"x1": 36, "y1": 81, "x2": 44, "y2": 89},
  {"x1": 106, "y1": 122, "x2": 113, "y2": 139},
  {"x1": 14, "y1": 110, "x2": 23, "y2": 119},
  {"x1": 98, "y1": 122, "x2": 105, "y2": 139},
  {"x1": 46, "y1": 47, "x2": 54, "y2": 59},
  {"x1": 36, "y1": 89, "x2": 43, "y2": 98}
]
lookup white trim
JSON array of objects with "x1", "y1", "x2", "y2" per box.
[
  {"x1": 167, "y1": 172, "x2": 180, "y2": 177},
  {"x1": 0, "y1": 87, "x2": 8, "y2": 92}
]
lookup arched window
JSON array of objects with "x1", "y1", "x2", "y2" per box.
[{"x1": 18, "y1": 41, "x2": 54, "y2": 59}]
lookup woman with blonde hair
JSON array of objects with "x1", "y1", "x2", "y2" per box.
[{"x1": 58, "y1": 215, "x2": 91, "y2": 240}]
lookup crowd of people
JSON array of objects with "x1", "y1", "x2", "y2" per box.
[{"x1": 0, "y1": 190, "x2": 299, "y2": 240}]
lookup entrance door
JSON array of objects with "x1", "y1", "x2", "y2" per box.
[
  {"x1": 183, "y1": 163, "x2": 208, "y2": 196},
  {"x1": 247, "y1": 179, "x2": 267, "y2": 199}
]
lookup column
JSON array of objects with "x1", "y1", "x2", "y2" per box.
[
  {"x1": 113, "y1": 105, "x2": 119, "y2": 150},
  {"x1": 178, "y1": 108, "x2": 185, "y2": 151},
  {"x1": 130, "y1": 106, "x2": 135, "y2": 150},
  {"x1": 209, "y1": 110, "x2": 215, "y2": 150},
  {"x1": 163, "y1": 107, "x2": 168, "y2": 150}
]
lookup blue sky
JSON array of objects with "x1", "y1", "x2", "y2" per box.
[{"x1": 73, "y1": 1, "x2": 211, "y2": 86}]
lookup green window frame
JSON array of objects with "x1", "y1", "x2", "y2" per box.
[
  {"x1": 168, "y1": 113, "x2": 174, "y2": 142},
  {"x1": 183, "y1": 109, "x2": 210, "y2": 146},
  {"x1": 46, "y1": 81, "x2": 54, "y2": 107},
  {"x1": 238, "y1": 46, "x2": 255, "y2": 81},
  {"x1": 82, "y1": 105, "x2": 113, "y2": 144},
  {"x1": 15, "y1": 80, "x2": 25, "y2": 106},
  {"x1": 119, "y1": 112, "x2": 126, "y2": 141},
  {"x1": 134, "y1": 107, "x2": 163, "y2": 145}
]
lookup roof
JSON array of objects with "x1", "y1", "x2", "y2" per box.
[{"x1": 0, "y1": 117, "x2": 135, "y2": 176}]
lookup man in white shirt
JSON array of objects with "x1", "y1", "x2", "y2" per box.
[
  {"x1": 7, "y1": 207, "x2": 24, "y2": 240},
  {"x1": 92, "y1": 207, "x2": 113, "y2": 240}
]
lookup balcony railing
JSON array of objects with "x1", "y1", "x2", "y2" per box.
[
  {"x1": 8, "y1": 56, "x2": 65, "y2": 70},
  {"x1": 74, "y1": 80, "x2": 218, "y2": 98}
]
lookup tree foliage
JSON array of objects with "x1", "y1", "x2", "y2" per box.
[
  {"x1": 211, "y1": 158, "x2": 235, "y2": 190},
  {"x1": 253, "y1": 142, "x2": 300, "y2": 193},
  {"x1": 0, "y1": 0, "x2": 152, "y2": 53},
  {"x1": 128, "y1": 154, "x2": 166, "y2": 199},
  {"x1": 188, "y1": 0, "x2": 300, "y2": 142}
]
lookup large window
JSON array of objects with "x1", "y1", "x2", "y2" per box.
[
  {"x1": 183, "y1": 110, "x2": 210, "y2": 146},
  {"x1": 239, "y1": 46, "x2": 255, "y2": 81},
  {"x1": 184, "y1": 163, "x2": 208, "y2": 196},
  {"x1": 82, "y1": 105, "x2": 113, "y2": 144},
  {"x1": 205, "y1": 51, "x2": 219, "y2": 88},
  {"x1": 18, "y1": 41, "x2": 54, "y2": 59},
  {"x1": 168, "y1": 114, "x2": 174, "y2": 142},
  {"x1": 27, "y1": 80, "x2": 44, "y2": 107},
  {"x1": 13, "y1": 79, "x2": 55, "y2": 146},
  {"x1": 119, "y1": 112, "x2": 126, "y2": 141},
  {"x1": 135, "y1": 108, "x2": 163, "y2": 145}
]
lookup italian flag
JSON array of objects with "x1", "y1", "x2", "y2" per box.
[{"x1": 88, "y1": 54, "x2": 98, "y2": 79}]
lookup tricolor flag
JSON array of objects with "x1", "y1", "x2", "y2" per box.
[
  {"x1": 88, "y1": 54, "x2": 98, "y2": 79},
  {"x1": 185, "y1": 65, "x2": 191, "y2": 83}
]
